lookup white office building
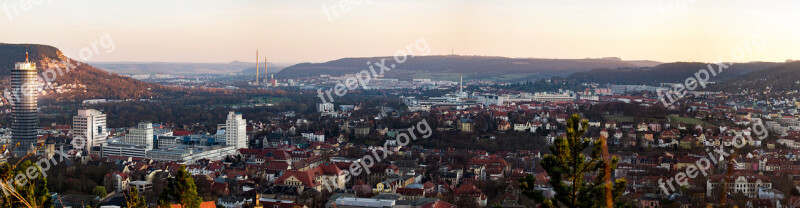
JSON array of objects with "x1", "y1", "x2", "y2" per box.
[
  {"x1": 72, "y1": 109, "x2": 109, "y2": 152},
  {"x1": 129, "y1": 181, "x2": 153, "y2": 193},
  {"x1": 532, "y1": 92, "x2": 575, "y2": 102},
  {"x1": 146, "y1": 145, "x2": 238, "y2": 162},
  {"x1": 156, "y1": 135, "x2": 180, "y2": 149},
  {"x1": 318, "y1": 102, "x2": 335, "y2": 113},
  {"x1": 225, "y1": 112, "x2": 247, "y2": 149},
  {"x1": 102, "y1": 141, "x2": 147, "y2": 158},
  {"x1": 123, "y1": 122, "x2": 154, "y2": 150}
]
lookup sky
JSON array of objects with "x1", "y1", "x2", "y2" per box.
[{"x1": 1, "y1": 0, "x2": 798, "y2": 64}]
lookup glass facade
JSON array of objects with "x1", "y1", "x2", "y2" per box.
[{"x1": 11, "y1": 61, "x2": 39, "y2": 154}]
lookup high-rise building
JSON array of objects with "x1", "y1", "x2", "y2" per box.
[
  {"x1": 11, "y1": 52, "x2": 39, "y2": 154},
  {"x1": 225, "y1": 111, "x2": 247, "y2": 149},
  {"x1": 72, "y1": 109, "x2": 109, "y2": 152},
  {"x1": 123, "y1": 122, "x2": 154, "y2": 150}
]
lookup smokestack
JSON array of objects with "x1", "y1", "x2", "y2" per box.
[
  {"x1": 255, "y1": 50, "x2": 259, "y2": 85},
  {"x1": 264, "y1": 56, "x2": 269, "y2": 83},
  {"x1": 460, "y1": 75, "x2": 463, "y2": 95}
]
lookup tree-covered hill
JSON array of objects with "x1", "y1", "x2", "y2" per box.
[{"x1": 0, "y1": 43, "x2": 164, "y2": 101}]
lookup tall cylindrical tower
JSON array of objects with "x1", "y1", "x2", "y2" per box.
[{"x1": 11, "y1": 52, "x2": 39, "y2": 154}]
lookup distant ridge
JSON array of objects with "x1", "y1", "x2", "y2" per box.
[
  {"x1": 711, "y1": 61, "x2": 800, "y2": 92},
  {"x1": 567, "y1": 62, "x2": 781, "y2": 85},
  {"x1": 276, "y1": 55, "x2": 661, "y2": 81},
  {"x1": 91, "y1": 61, "x2": 285, "y2": 75}
]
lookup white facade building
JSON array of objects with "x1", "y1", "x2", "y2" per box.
[
  {"x1": 318, "y1": 102, "x2": 335, "y2": 113},
  {"x1": 146, "y1": 145, "x2": 237, "y2": 162},
  {"x1": 72, "y1": 109, "x2": 109, "y2": 152},
  {"x1": 129, "y1": 180, "x2": 153, "y2": 193},
  {"x1": 301, "y1": 132, "x2": 325, "y2": 142},
  {"x1": 707, "y1": 173, "x2": 771, "y2": 198},
  {"x1": 102, "y1": 142, "x2": 147, "y2": 158},
  {"x1": 531, "y1": 92, "x2": 575, "y2": 102},
  {"x1": 226, "y1": 112, "x2": 247, "y2": 149},
  {"x1": 123, "y1": 122, "x2": 154, "y2": 150},
  {"x1": 156, "y1": 135, "x2": 180, "y2": 149}
]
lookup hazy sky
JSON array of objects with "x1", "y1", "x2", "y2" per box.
[{"x1": 1, "y1": 0, "x2": 798, "y2": 63}]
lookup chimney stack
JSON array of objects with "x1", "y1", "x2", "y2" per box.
[{"x1": 264, "y1": 56, "x2": 269, "y2": 83}]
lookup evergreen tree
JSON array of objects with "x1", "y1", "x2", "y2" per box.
[
  {"x1": 125, "y1": 187, "x2": 147, "y2": 208},
  {"x1": 158, "y1": 165, "x2": 201, "y2": 208},
  {"x1": 0, "y1": 160, "x2": 52, "y2": 208},
  {"x1": 519, "y1": 114, "x2": 627, "y2": 208},
  {"x1": 92, "y1": 186, "x2": 107, "y2": 197}
]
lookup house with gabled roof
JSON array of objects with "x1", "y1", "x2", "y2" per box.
[
  {"x1": 604, "y1": 120, "x2": 617, "y2": 129},
  {"x1": 274, "y1": 163, "x2": 345, "y2": 191},
  {"x1": 497, "y1": 120, "x2": 511, "y2": 131},
  {"x1": 454, "y1": 182, "x2": 488, "y2": 207}
]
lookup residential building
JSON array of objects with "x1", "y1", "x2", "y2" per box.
[
  {"x1": 226, "y1": 111, "x2": 248, "y2": 149},
  {"x1": 706, "y1": 172, "x2": 772, "y2": 198}
]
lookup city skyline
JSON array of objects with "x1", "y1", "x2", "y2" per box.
[
  {"x1": 0, "y1": 0, "x2": 798, "y2": 64},
  {"x1": 2, "y1": 1, "x2": 799, "y2": 207}
]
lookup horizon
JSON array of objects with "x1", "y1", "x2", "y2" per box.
[
  {"x1": 1, "y1": 1, "x2": 797, "y2": 64},
  {"x1": 81, "y1": 56, "x2": 791, "y2": 65}
]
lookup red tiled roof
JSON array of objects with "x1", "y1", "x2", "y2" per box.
[
  {"x1": 171, "y1": 201, "x2": 215, "y2": 208},
  {"x1": 173, "y1": 131, "x2": 194, "y2": 136},
  {"x1": 274, "y1": 163, "x2": 341, "y2": 188},
  {"x1": 396, "y1": 188, "x2": 424, "y2": 196},
  {"x1": 469, "y1": 155, "x2": 509, "y2": 168},
  {"x1": 422, "y1": 200, "x2": 457, "y2": 208},
  {"x1": 259, "y1": 200, "x2": 305, "y2": 208},
  {"x1": 454, "y1": 182, "x2": 481, "y2": 196},
  {"x1": 423, "y1": 181, "x2": 436, "y2": 189},
  {"x1": 211, "y1": 182, "x2": 228, "y2": 190},
  {"x1": 708, "y1": 171, "x2": 770, "y2": 183}
]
